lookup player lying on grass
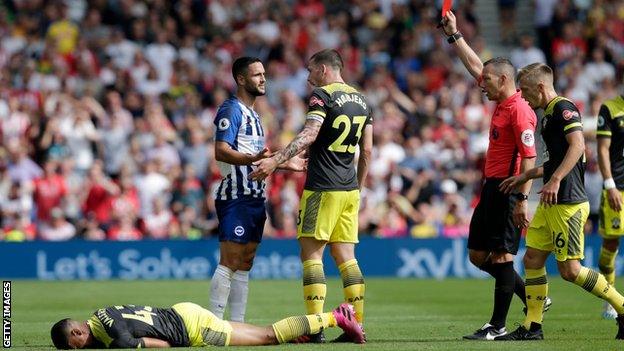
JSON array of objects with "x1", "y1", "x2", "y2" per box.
[{"x1": 50, "y1": 302, "x2": 364, "y2": 349}]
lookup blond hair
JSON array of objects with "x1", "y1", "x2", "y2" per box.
[{"x1": 517, "y1": 63, "x2": 553, "y2": 84}]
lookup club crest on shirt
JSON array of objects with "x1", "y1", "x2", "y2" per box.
[
  {"x1": 612, "y1": 217, "x2": 621, "y2": 230},
  {"x1": 521, "y1": 129, "x2": 535, "y2": 147},
  {"x1": 309, "y1": 96, "x2": 324, "y2": 107},
  {"x1": 597, "y1": 115, "x2": 605, "y2": 127},
  {"x1": 234, "y1": 226, "x2": 245, "y2": 236},
  {"x1": 562, "y1": 109, "x2": 579, "y2": 121},
  {"x1": 218, "y1": 118, "x2": 230, "y2": 130}
]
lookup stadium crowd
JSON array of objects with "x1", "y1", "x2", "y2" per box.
[{"x1": 0, "y1": 0, "x2": 622, "y2": 241}]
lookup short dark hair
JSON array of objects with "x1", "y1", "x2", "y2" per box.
[
  {"x1": 231, "y1": 57, "x2": 262, "y2": 83},
  {"x1": 51, "y1": 318, "x2": 72, "y2": 349},
  {"x1": 483, "y1": 57, "x2": 515, "y2": 78},
  {"x1": 309, "y1": 49, "x2": 343, "y2": 71}
]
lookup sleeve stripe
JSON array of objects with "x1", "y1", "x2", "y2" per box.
[
  {"x1": 306, "y1": 114, "x2": 325, "y2": 123},
  {"x1": 308, "y1": 110, "x2": 326, "y2": 118},
  {"x1": 596, "y1": 131, "x2": 612, "y2": 136},
  {"x1": 564, "y1": 122, "x2": 582, "y2": 131}
]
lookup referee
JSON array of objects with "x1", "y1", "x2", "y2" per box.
[{"x1": 441, "y1": 11, "x2": 541, "y2": 340}]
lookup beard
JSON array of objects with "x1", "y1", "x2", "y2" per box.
[{"x1": 245, "y1": 84, "x2": 265, "y2": 97}]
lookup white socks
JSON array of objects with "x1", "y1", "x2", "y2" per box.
[
  {"x1": 228, "y1": 270, "x2": 250, "y2": 322},
  {"x1": 209, "y1": 265, "x2": 250, "y2": 322},
  {"x1": 209, "y1": 265, "x2": 233, "y2": 319}
]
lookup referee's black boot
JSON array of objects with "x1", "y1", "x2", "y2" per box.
[
  {"x1": 463, "y1": 323, "x2": 506, "y2": 340},
  {"x1": 495, "y1": 323, "x2": 543, "y2": 341}
]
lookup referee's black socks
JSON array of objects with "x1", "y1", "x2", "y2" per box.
[
  {"x1": 479, "y1": 258, "x2": 526, "y2": 306},
  {"x1": 489, "y1": 261, "x2": 515, "y2": 329}
]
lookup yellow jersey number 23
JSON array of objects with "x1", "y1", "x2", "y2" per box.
[{"x1": 328, "y1": 115, "x2": 367, "y2": 153}]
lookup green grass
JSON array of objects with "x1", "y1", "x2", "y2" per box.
[{"x1": 8, "y1": 278, "x2": 624, "y2": 350}]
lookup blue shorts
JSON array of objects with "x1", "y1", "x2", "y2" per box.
[{"x1": 215, "y1": 197, "x2": 267, "y2": 244}]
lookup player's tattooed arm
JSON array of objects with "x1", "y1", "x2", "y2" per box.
[
  {"x1": 274, "y1": 119, "x2": 321, "y2": 164},
  {"x1": 249, "y1": 119, "x2": 321, "y2": 180}
]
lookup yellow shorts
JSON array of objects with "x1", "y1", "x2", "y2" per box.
[
  {"x1": 297, "y1": 189, "x2": 360, "y2": 243},
  {"x1": 526, "y1": 202, "x2": 589, "y2": 261},
  {"x1": 172, "y1": 302, "x2": 233, "y2": 347},
  {"x1": 599, "y1": 190, "x2": 624, "y2": 238}
]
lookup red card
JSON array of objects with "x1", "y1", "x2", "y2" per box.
[{"x1": 442, "y1": 0, "x2": 452, "y2": 17}]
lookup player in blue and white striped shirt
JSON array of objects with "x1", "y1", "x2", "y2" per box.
[
  {"x1": 210, "y1": 57, "x2": 306, "y2": 323},
  {"x1": 214, "y1": 91, "x2": 267, "y2": 201}
]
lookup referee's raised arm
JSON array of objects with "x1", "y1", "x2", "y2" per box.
[{"x1": 440, "y1": 10, "x2": 483, "y2": 81}]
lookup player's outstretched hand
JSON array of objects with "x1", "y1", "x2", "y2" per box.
[
  {"x1": 282, "y1": 154, "x2": 308, "y2": 172},
  {"x1": 499, "y1": 174, "x2": 527, "y2": 194},
  {"x1": 249, "y1": 157, "x2": 279, "y2": 181},
  {"x1": 253, "y1": 147, "x2": 271, "y2": 161},
  {"x1": 440, "y1": 10, "x2": 457, "y2": 36},
  {"x1": 607, "y1": 187, "x2": 623, "y2": 212}
]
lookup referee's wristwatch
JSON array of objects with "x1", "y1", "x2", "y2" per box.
[
  {"x1": 447, "y1": 31, "x2": 463, "y2": 44},
  {"x1": 512, "y1": 192, "x2": 529, "y2": 201}
]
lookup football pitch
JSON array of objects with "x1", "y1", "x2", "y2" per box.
[{"x1": 8, "y1": 278, "x2": 624, "y2": 350}]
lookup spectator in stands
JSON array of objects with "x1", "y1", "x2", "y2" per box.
[
  {"x1": 2, "y1": 212, "x2": 36, "y2": 241},
  {"x1": 581, "y1": 48, "x2": 616, "y2": 95},
  {"x1": 39, "y1": 207, "x2": 76, "y2": 241},
  {"x1": 107, "y1": 215, "x2": 142, "y2": 241},
  {"x1": 82, "y1": 161, "x2": 119, "y2": 230},
  {"x1": 6, "y1": 138, "x2": 42, "y2": 183},
  {"x1": 498, "y1": 0, "x2": 518, "y2": 45},
  {"x1": 511, "y1": 34, "x2": 546, "y2": 69},
  {"x1": 180, "y1": 129, "x2": 211, "y2": 180},
  {"x1": 134, "y1": 159, "x2": 170, "y2": 219},
  {"x1": 81, "y1": 212, "x2": 106, "y2": 241},
  {"x1": 142, "y1": 197, "x2": 178, "y2": 239},
  {"x1": 110, "y1": 173, "x2": 140, "y2": 225},
  {"x1": 33, "y1": 159, "x2": 67, "y2": 223}
]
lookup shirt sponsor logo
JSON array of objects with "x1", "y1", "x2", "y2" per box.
[
  {"x1": 218, "y1": 118, "x2": 230, "y2": 131},
  {"x1": 309, "y1": 96, "x2": 324, "y2": 107},
  {"x1": 234, "y1": 226, "x2": 245, "y2": 237},
  {"x1": 562, "y1": 109, "x2": 579, "y2": 121},
  {"x1": 521, "y1": 129, "x2": 535, "y2": 147}
]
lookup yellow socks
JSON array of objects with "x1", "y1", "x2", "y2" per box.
[
  {"x1": 303, "y1": 259, "x2": 326, "y2": 314},
  {"x1": 339, "y1": 259, "x2": 365, "y2": 324},
  {"x1": 524, "y1": 267, "x2": 548, "y2": 329},
  {"x1": 272, "y1": 312, "x2": 336, "y2": 344},
  {"x1": 598, "y1": 247, "x2": 618, "y2": 286},
  {"x1": 574, "y1": 266, "x2": 624, "y2": 314}
]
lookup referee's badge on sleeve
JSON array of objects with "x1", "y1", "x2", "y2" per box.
[
  {"x1": 521, "y1": 129, "x2": 535, "y2": 147},
  {"x1": 218, "y1": 118, "x2": 231, "y2": 130}
]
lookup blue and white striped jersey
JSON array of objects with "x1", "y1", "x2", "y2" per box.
[{"x1": 213, "y1": 96, "x2": 266, "y2": 200}]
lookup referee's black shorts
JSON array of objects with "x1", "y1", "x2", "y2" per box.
[{"x1": 468, "y1": 178, "x2": 521, "y2": 254}]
